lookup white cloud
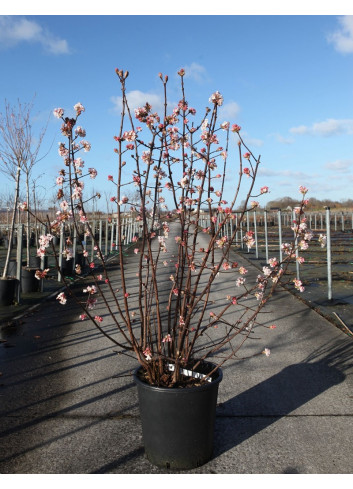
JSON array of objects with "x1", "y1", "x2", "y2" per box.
[
  {"x1": 111, "y1": 90, "x2": 165, "y2": 114},
  {"x1": 240, "y1": 131, "x2": 263, "y2": 147},
  {"x1": 324, "y1": 159, "x2": 353, "y2": 173},
  {"x1": 258, "y1": 168, "x2": 312, "y2": 179},
  {"x1": 182, "y1": 62, "x2": 207, "y2": 82},
  {"x1": 327, "y1": 15, "x2": 353, "y2": 54},
  {"x1": 243, "y1": 135, "x2": 264, "y2": 147},
  {"x1": 218, "y1": 101, "x2": 240, "y2": 121},
  {"x1": 290, "y1": 118, "x2": 353, "y2": 137},
  {"x1": 273, "y1": 133, "x2": 295, "y2": 144},
  {"x1": 0, "y1": 16, "x2": 70, "y2": 54},
  {"x1": 289, "y1": 125, "x2": 309, "y2": 135}
]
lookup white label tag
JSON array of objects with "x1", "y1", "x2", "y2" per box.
[{"x1": 167, "y1": 363, "x2": 211, "y2": 382}]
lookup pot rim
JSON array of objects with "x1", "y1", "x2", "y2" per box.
[{"x1": 133, "y1": 362, "x2": 223, "y2": 393}]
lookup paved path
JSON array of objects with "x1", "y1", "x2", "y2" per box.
[{"x1": 0, "y1": 223, "x2": 352, "y2": 473}]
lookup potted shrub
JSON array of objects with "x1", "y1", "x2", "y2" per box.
[
  {"x1": 0, "y1": 100, "x2": 46, "y2": 299},
  {"x1": 0, "y1": 103, "x2": 22, "y2": 305},
  {"x1": 25, "y1": 68, "x2": 320, "y2": 470}
]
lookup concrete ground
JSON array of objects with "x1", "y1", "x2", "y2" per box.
[{"x1": 0, "y1": 224, "x2": 352, "y2": 474}]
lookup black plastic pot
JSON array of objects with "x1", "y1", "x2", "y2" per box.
[
  {"x1": 0, "y1": 278, "x2": 18, "y2": 306},
  {"x1": 75, "y1": 253, "x2": 85, "y2": 267},
  {"x1": 7, "y1": 260, "x2": 18, "y2": 278},
  {"x1": 29, "y1": 255, "x2": 48, "y2": 269},
  {"x1": 2, "y1": 237, "x2": 16, "y2": 249},
  {"x1": 60, "y1": 258, "x2": 73, "y2": 276},
  {"x1": 133, "y1": 363, "x2": 223, "y2": 470},
  {"x1": 21, "y1": 268, "x2": 40, "y2": 293}
]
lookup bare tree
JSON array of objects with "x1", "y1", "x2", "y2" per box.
[{"x1": 0, "y1": 99, "x2": 47, "y2": 277}]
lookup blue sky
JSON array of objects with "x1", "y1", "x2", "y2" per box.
[{"x1": 1, "y1": 4, "x2": 353, "y2": 211}]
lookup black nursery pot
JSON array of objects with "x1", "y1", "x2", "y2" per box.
[
  {"x1": 0, "y1": 278, "x2": 18, "y2": 306},
  {"x1": 75, "y1": 253, "x2": 85, "y2": 268},
  {"x1": 21, "y1": 268, "x2": 40, "y2": 293},
  {"x1": 7, "y1": 260, "x2": 18, "y2": 278},
  {"x1": 52, "y1": 236, "x2": 60, "y2": 246},
  {"x1": 60, "y1": 258, "x2": 74, "y2": 276},
  {"x1": 133, "y1": 364, "x2": 223, "y2": 470},
  {"x1": 29, "y1": 255, "x2": 48, "y2": 269}
]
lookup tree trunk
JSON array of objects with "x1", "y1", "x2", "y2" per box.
[
  {"x1": 26, "y1": 173, "x2": 30, "y2": 267},
  {"x1": 2, "y1": 164, "x2": 21, "y2": 278}
]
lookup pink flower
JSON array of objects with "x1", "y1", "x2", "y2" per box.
[
  {"x1": 143, "y1": 347, "x2": 152, "y2": 361},
  {"x1": 35, "y1": 269, "x2": 50, "y2": 280},
  {"x1": 80, "y1": 140, "x2": 91, "y2": 152},
  {"x1": 108, "y1": 175, "x2": 114, "y2": 181},
  {"x1": 94, "y1": 316, "x2": 103, "y2": 323},
  {"x1": 268, "y1": 257, "x2": 278, "y2": 268},
  {"x1": 293, "y1": 278, "x2": 305, "y2": 292},
  {"x1": 75, "y1": 126, "x2": 86, "y2": 137},
  {"x1": 88, "y1": 168, "x2": 97, "y2": 179},
  {"x1": 243, "y1": 230, "x2": 255, "y2": 249},
  {"x1": 18, "y1": 202, "x2": 28, "y2": 211},
  {"x1": 220, "y1": 121, "x2": 230, "y2": 130},
  {"x1": 83, "y1": 285, "x2": 97, "y2": 295},
  {"x1": 58, "y1": 143, "x2": 69, "y2": 157},
  {"x1": 262, "y1": 266, "x2": 272, "y2": 277},
  {"x1": 53, "y1": 108, "x2": 64, "y2": 119},
  {"x1": 260, "y1": 186, "x2": 269, "y2": 194},
  {"x1": 318, "y1": 234, "x2": 327, "y2": 248},
  {"x1": 231, "y1": 124, "x2": 241, "y2": 133},
  {"x1": 123, "y1": 130, "x2": 137, "y2": 141},
  {"x1": 243, "y1": 168, "x2": 250, "y2": 177},
  {"x1": 243, "y1": 152, "x2": 251, "y2": 160},
  {"x1": 299, "y1": 185, "x2": 308, "y2": 195},
  {"x1": 79, "y1": 314, "x2": 87, "y2": 321},
  {"x1": 162, "y1": 334, "x2": 172, "y2": 343},
  {"x1": 124, "y1": 292, "x2": 130, "y2": 298},
  {"x1": 74, "y1": 157, "x2": 84, "y2": 169},
  {"x1": 56, "y1": 292, "x2": 67, "y2": 305},
  {"x1": 74, "y1": 102, "x2": 85, "y2": 115},
  {"x1": 87, "y1": 298, "x2": 97, "y2": 309},
  {"x1": 118, "y1": 196, "x2": 128, "y2": 205},
  {"x1": 209, "y1": 91, "x2": 223, "y2": 106}
]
